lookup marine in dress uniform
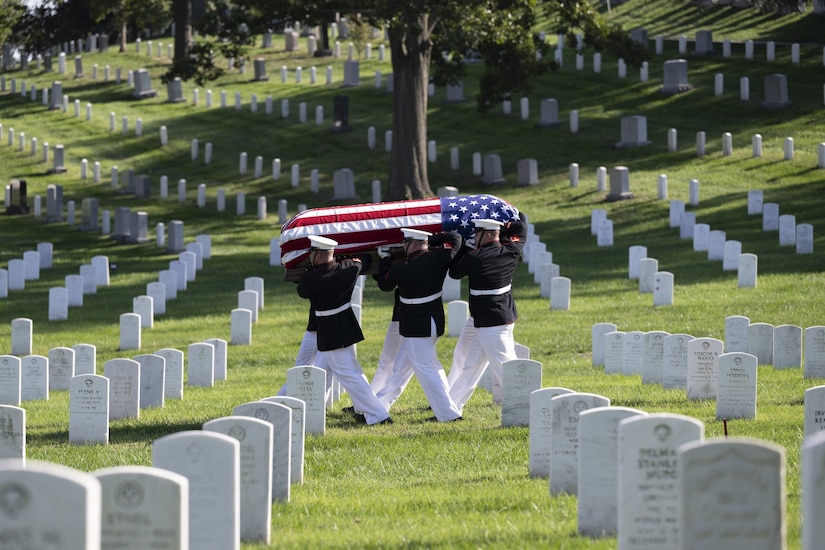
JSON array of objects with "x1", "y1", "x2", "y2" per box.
[
  {"x1": 297, "y1": 235, "x2": 391, "y2": 425},
  {"x1": 447, "y1": 215, "x2": 527, "y2": 413},
  {"x1": 374, "y1": 228, "x2": 463, "y2": 422}
]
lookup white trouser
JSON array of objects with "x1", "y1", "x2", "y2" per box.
[
  {"x1": 377, "y1": 319, "x2": 462, "y2": 421},
  {"x1": 371, "y1": 320, "x2": 402, "y2": 393},
  {"x1": 449, "y1": 323, "x2": 516, "y2": 413},
  {"x1": 447, "y1": 318, "x2": 489, "y2": 388},
  {"x1": 318, "y1": 345, "x2": 389, "y2": 425}
]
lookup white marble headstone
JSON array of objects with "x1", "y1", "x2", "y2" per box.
[
  {"x1": 678, "y1": 438, "x2": 785, "y2": 550},
  {"x1": 188, "y1": 342, "x2": 215, "y2": 387},
  {"x1": 155, "y1": 348, "x2": 184, "y2": 399},
  {"x1": 48, "y1": 346, "x2": 75, "y2": 391},
  {"x1": 134, "y1": 353, "x2": 165, "y2": 408},
  {"x1": 72, "y1": 343, "x2": 96, "y2": 375},
  {"x1": 204, "y1": 338, "x2": 228, "y2": 381},
  {"x1": 263, "y1": 395, "x2": 306, "y2": 485},
  {"x1": 804, "y1": 327, "x2": 825, "y2": 379},
  {"x1": 773, "y1": 324, "x2": 801, "y2": 369},
  {"x1": 622, "y1": 331, "x2": 645, "y2": 376},
  {"x1": 104, "y1": 358, "x2": 140, "y2": 420},
  {"x1": 119, "y1": 313, "x2": 141, "y2": 351},
  {"x1": 133, "y1": 296, "x2": 154, "y2": 328},
  {"x1": 69, "y1": 374, "x2": 109, "y2": 444},
  {"x1": 604, "y1": 331, "x2": 625, "y2": 374},
  {"x1": 747, "y1": 322, "x2": 774, "y2": 365},
  {"x1": 0, "y1": 355, "x2": 22, "y2": 406},
  {"x1": 804, "y1": 385, "x2": 825, "y2": 437},
  {"x1": 686, "y1": 338, "x2": 722, "y2": 400},
  {"x1": 152, "y1": 431, "x2": 240, "y2": 550},
  {"x1": 803, "y1": 431, "x2": 825, "y2": 550},
  {"x1": 641, "y1": 331, "x2": 670, "y2": 385},
  {"x1": 0, "y1": 460, "x2": 102, "y2": 549},
  {"x1": 617, "y1": 413, "x2": 704, "y2": 550},
  {"x1": 591, "y1": 323, "x2": 617, "y2": 366},
  {"x1": 501, "y1": 359, "x2": 542, "y2": 427},
  {"x1": 528, "y1": 387, "x2": 575, "y2": 478},
  {"x1": 21, "y1": 354, "x2": 48, "y2": 400},
  {"x1": 628, "y1": 245, "x2": 647, "y2": 279},
  {"x1": 286, "y1": 365, "x2": 326, "y2": 435},
  {"x1": 549, "y1": 392, "x2": 610, "y2": 494},
  {"x1": 577, "y1": 406, "x2": 647, "y2": 537},
  {"x1": 231, "y1": 401, "x2": 291, "y2": 503},
  {"x1": 11, "y1": 318, "x2": 33, "y2": 356},
  {"x1": 716, "y1": 352, "x2": 757, "y2": 420},
  {"x1": 662, "y1": 334, "x2": 695, "y2": 389},
  {"x1": 203, "y1": 416, "x2": 273, "y2": 543},
  {"x1": 94, "y1": 465, "x2": 189, "y2": 550},
  {"x1": 0, "y1": 404, "x2": 25, "y2": 460},
  {"x1": 231, "y1": 308, "x2": 253, "y2": 345},
  {"x1": 725, "y1": 315, "x2": 750, "y2": 353}
]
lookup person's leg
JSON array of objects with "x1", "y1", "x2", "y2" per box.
[
  {"x1": 371, "y1": 320, "x2": 401, "y2": 393},
  {"x1": 375, "y1": 339, "x2": 416, "y2": 410},
  {"x1": 446, "y1": 318, "x2": 475, "y2": 388},
  {"x1": 325, "y1": 347, "x2": 390, "y2": 425},
  {"x1": 447, "y1": 333, "x2": 490, "y2": 413},
  {"x1": 478, "y1": 324, "x2": 517, "y2": 405},
  {"x1": 409, "y1": 321, "x2": 462, "y2": 421}
]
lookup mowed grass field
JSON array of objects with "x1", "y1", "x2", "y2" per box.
[{"x1": 1, "y1": 1, "x2": 824, "y2": 547}]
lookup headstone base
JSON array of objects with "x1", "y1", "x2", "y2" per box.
[
  {"x1": 659, "y1": 84, "x2": 693, "y2": 95},
  {"x1": 605, "y1": 192, "x2": 635, "y2": 202},
  {"x1": 133, "y1": 89, "x2": 158, "y2": 100}
]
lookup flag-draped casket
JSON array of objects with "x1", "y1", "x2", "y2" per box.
[{"x1": 279, "y1": 194, "x2": 520, "y2": 280}]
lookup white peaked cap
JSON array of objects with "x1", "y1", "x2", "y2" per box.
[
  {"x1": 308, "y1": 235, "x2": 338, "y2": 250},
  {"x1": 472, "y1": 218, "x2": 504, "y2": 230},
  {"x1": 401, "y1": 228, "x2": 432, "y2": 241}
]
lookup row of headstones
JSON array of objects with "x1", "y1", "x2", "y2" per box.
[
  {"x1": 526, "y1": 394, "x2": 808, "y2": 549},
  {"x1": 504, "y1": 354, "x2": 790, "y2": 546},
  {"x1": 590, "y1": 321, "x2": 825, "y2": 415},
  {"x1": 0, "y1": 393, "x2": 311, "y2": 547},
  {"x1": 0, "y1": 243, "x2": 113, "y2": 302},
  {"x1": 5, "y1": 380, "x2": 825, "y2": 548},
  {"x1": 593, "y1": 317, "x2": 825, "y2": 375},
  {"x1": 612, "y1": 115, "x2": 825, "y2": 169},
  {"x1": 0, "y1": 343, "x2": 219, "y2": 408}
]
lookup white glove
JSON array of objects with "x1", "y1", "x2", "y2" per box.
[{"x1": 376, "y1": 246, "x2": 391, "y2": 259}]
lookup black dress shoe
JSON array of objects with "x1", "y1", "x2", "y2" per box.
[
  {"x1": 376, "y1": 417, "x2": 393, "y2": 425},
  {"x1": 353, "y1": 413, "x2": 367, "y2": 424},
  {"x1": 342, "y1": 406, "x2": 356, "y2": 414},
  {"x1": 425, "y1": 415, "x2": 463, "y2": 422}
]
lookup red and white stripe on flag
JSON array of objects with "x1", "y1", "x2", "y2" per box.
[{"x1": 279, "y1": 198, "x2": 443, "y2": 268}]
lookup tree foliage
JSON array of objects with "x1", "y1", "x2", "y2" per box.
[{"x1": 86, "y1": 0, "x2": 172, "y2": 51}]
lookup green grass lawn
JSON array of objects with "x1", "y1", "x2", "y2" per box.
[{"x1": 1, "y1": 1, "x2": 825, "y2": 547}]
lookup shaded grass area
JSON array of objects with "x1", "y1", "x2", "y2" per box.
[{"x1": 1, "y1": 2, "x2": 824, "y2": 548}]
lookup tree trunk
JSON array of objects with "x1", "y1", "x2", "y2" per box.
[
  {"x1": 173, "y1": 0, "x2": 192, "y2": 61},
  {"x1": 385, "y1": 15, "x2": 434, "y2": 201},
  {"x1": 119, "y1": 18, "x2": 127, "y2": 52}
]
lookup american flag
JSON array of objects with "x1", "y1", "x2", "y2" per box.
[{"x1": 280, "y1": 194, "x2": 520, "y2": 269}]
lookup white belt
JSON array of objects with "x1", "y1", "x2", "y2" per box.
[
  {"x1": 469, "y1": 284, "x2": 512, "y2": 296},
  {"x1": 315, "y1": 302, "x2": 351, "y2": 317},
  {"x1": 399, "y1": 291, "x2": 443, "y2": 305}
]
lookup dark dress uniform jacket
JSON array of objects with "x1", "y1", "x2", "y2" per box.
[
  {"x1": 297, "y1": 259, "x2": 364, "y2": 351},
  {"x1": 449, "y1": 221, "x2": 527, "y2": 328},
  {"x1": 376, "y1": 232, "x2": 462, "y2": 338}
]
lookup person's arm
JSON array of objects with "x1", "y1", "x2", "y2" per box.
[{"x1": 375, "y1": 258, "x2": 399, "y2": 292}]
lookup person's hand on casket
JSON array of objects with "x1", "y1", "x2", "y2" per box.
[{"x1": 376, "y1": 246, "x2": 391, "y2": 259}]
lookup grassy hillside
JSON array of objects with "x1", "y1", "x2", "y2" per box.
[{"x1": 1, "y1": 2, "x2": 824, "y2": 547}]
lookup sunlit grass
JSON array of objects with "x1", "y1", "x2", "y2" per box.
[{"x1": 1, "y1": 2, "x2": 824, "y2": 547}]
